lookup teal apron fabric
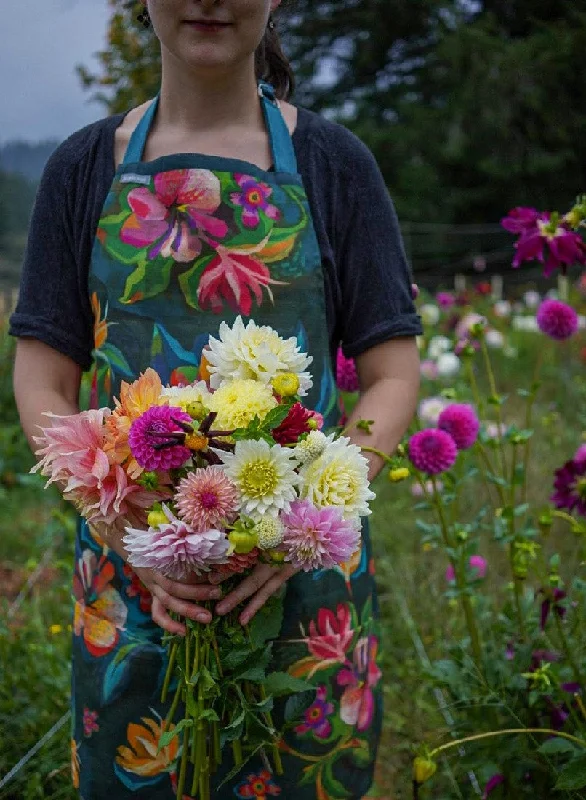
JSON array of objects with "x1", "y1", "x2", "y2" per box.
[{"x1": 72, "y1": 83, "x2": 382, "y2": 800}]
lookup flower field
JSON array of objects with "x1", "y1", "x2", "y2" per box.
[{"x1": 2, "y1": 259, "x2": 586, "y2": 796}]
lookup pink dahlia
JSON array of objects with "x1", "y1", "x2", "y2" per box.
[
  {"x1": 272, "y1": 402, "x2": 313, "y2": 445},
  {"x1": 574, "y1": 444, "x2": 586, "y2": 467},
  {"x1": 281, "y1": 499, "x2": 360, "y2": 571},
  {"x1": 552, "y1": 458, "x2": 586, "y2": 517},
  {"x1": 336, "y1": 348, "x2": 359, "y2": 393},
  {"x1": 128, "y1": 406, "x2": 193, "y2": 471},
  {"x1": 175, "y1": 466, "x2": 239, "y2": 532},
  {"x1": 438, "y1": 404, "x2": 480, "y2": 450},
  {"x1": 446, "y1": 555, "x2": 487, "y2": 583},
  {"x1": 501, "y1": 206, "x2": 541, "y2": 234},
  {"x1": 408, "y1": 429, "x2": 458, "y2": 475},
  {"x1": 123, "y1": 505, "x2": 230, "y2": 579},
  {"x1": 436, "y1": 291, "x2": 456, "y2": 309},
  {"x1": 420, "y1": 359, "x2": 439, "y2": 380},
  {"x1": 502, "y1": 208, "x2": 586, "y2": 276},
  {"x1": 536, "y1": 299, "x2": 579, "y2": 341}
]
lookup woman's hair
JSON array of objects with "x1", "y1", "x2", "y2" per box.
[{"x1": 255, "y1": 17, "x2": 295, "y2": 101}]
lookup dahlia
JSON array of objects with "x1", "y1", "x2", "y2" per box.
[
  {"x1": 574, "y1": 444, "x2": 586, "y2": 467},
  {"x1": 436, "y1": 352, "x2": 461, "y2": 378},
  {"x1": 213, "y1": 548, "x2": 260, "y2": 576},
  {"x1": 219, "y1": 439, "x2": 299, "y2": 520},
  {"x1": 299, "y1": 436, "x2": 374, "y2": 521},
  {"x1": 336, "y1": 349, "x2": 359, "y2": 393},
  {"x1": 446, "y1": 555, "x2": 487, "y2": 583},
  {"x1": 536, "y1": 299, "x2": 579, "y2": 341},
  {"x1": 175, "y1": 466, "x2": 239, "y2": 531},
  {"x1": 205, "y1": 316, "x2": 313, "y2": 395},
  {"x1": 255, "y1": 517, "x2": 284, "y2": 550},
  {"x1": 418, "y1": 397, "x2": 449, "y2": 426},
  {"x1": 272, "y1": 402, "x2": 313, "y2": 445},
  {"x1": 114, "y1": 368, "x2": 163, "y2": 420},
  {"x1": 128, "y1": 406, "x2": 193, "y2": 471},
  {"x1": 207, "y1": 378, "x2": 277, "y2": 432},
  {"x1": 123, "y1": 505, "x2": 230, "y2": 579},
  {"x1": 438, "y1": 404, "x2": 479, "y2": 450},
  {"x1": 420, "y1": 304, "x2": 440, "y2": 327},
  {"x1": 408, "y1": 429, "x2": 458, "y2": 475},
  {"x1": 158, "y1": 381, "x2": 211, "y2": 412},
  {"x1": 420, "y1": 360, "x2": 439, "y2": 380},
  {"x1": 552, "y1": 458, "x2": 586, "y2": 517},
  {"x1": 281, "y1": 499, "x2": 360, "y2": 571},
  {"x1": 427, "y1": 336, "x2": 452, "y2": 360},
  {"x1": 436, "y1": 292, "x2": 456, "y2": 309},
  {"x1": 293, "y1": 430, "x2": 332, "y2": 465}
]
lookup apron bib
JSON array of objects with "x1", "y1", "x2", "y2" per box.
[{"x1": 71, "y1": 84, "x2": 382, "y2": 800}]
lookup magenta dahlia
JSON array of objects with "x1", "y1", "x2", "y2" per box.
[
  {"x1": 281, "y1": 499, "x2": 361, "y2": 571},
  {"x1": 446, "y1": 555, "x2": 487, "y2": 583},
  {"x1": 272, "y1": 402, "x2": 313, "y2": 445},
  {"x1": 536, "y1": 299, "x2": 579, "y2": 341},
  {"x1": 123, "y1": 505, "x2": 230, "y2": 579},
  {"x1": 552, "y1": 457, "x2": 586, "y2": 517},
  {"x1": 438, "y1": 404, "x2": 480, "y2": 450},
  {"x1": 336, "y1": 348, "x2": 359, "y2": 393},
  {"x1": 408, "y1": 429, "x2": 458, "y2": 475},
  {"x1": 175, "y1": 466, "x2": 239, "y2": 532},
  {"x1": 128, "y1": 406, "x2": 193, "y2": 471}
]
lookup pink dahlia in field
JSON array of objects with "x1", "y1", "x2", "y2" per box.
[
  {"x1": 536, "y1": 299, "x2": 579, "y2": 340},
  {"x1": 438, "y1": 404, "x2": 479, "y2": 450},
  {"x1": 123, "y1": 505, "x2": 230, "y2": 579},
  {"x1": 501, "y1": 206, "x2": 541, "y2": 234},
  {"x1": 128, "y1": 406, "x2": 193, "y2": 471},
  {"x1": 408, "y1": 429, "x2": 458, "y2": 475},
  {"x1": 436, "y1": 291, "x2": 456, "y2": 309},
  {"x1": 574, "y1": 444, "x2": 586, "y2": 467},
  {"x1": 336, "y1": 348, "x2": 359, "y2": 393},
  {"x1": 281, "y1": 499, "x2": 360, "y2": 571},
  {"x1": 455, "y1": 312, "x2": 486, "y2": 340},
  {"x1": 502, "y1": 207, "x2": 586, "y2": 276},
  {"x1": 175, "y1": 466, "x2": 239, "y2": 532},
  {"x1": 552, "y1": 457, "x2": 586, "y2": 517},
  {"x1": 446, "y1": 555, "x2": 487, "y2": 583}
]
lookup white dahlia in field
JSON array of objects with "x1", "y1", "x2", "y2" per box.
[
  {"x1": 205, "y1": 316, "x2": 313, "y2": 395},
  {"x1": 299, "y1": 436, "x2": 374, "y2": 521},
  {"x1": 159, "y1": 381, "x2": 211, "y2": 411},
  {"x1": 219, "y1": 439, "x2": 299, "y2": 520}
]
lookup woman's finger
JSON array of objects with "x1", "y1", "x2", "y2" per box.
[
  {"x1": 152, "y1": 585, "x2": 213, "y2": 624},
  {"x1": 238, "y1": 569, "x2": 295, "y2": 626},
  {"x1": 151, "y1": 596, "x2": 186, "y2": 636},
  {"x1": 215, "y1": 564, "x2": 276, "y2": 615},
  {"x1": 154, "y1": 574, "x2": 222, "y2": 603}
]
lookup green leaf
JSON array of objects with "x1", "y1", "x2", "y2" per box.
[
  {"x1": 538, "y1": 737, "x2": 578, "y2": 756},
  {"x1": 248, "y1": 596, "x2": 284, "y2": 647},
  {"x1": 199, "y1": 708, "x2": 220, "y2": 722},
  {"x1": 554, "y1": 753, "x2": 586, "y2": 790},
  {"x1": 120, "y1": 258, "x2": 173, "y2": 304},
  {"x1": 284, "y1": 691, "x2": 315, "y2": 723},
  {"x1": 99, "y1": 343, "x2": 133, "y2": 377},
  {"x1": 263, "y1": 672, "x2": 313, "y2": 697},
  {"x1": 262, "y1": 403, "x2": 293, "y2": 432},
  {"x1": 157, "y1": 718, "x2": 193, "y2": 751},
  {"x1": 221, "y1": 646, "x2": 253, "y2": 671},
  {"x1": 235, "y1": 644, "x2": 273, "y2": 681}
]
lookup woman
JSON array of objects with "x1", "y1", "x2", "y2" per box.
[{"x1": 10, "y1": 1, "x2": 421, "y2": 797}]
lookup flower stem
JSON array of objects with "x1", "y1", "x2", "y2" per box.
[
  {"x1": 431, "y1": 477, "x2": 483, "y2": 671},
  {"x1": 176, "y1": 720, "x2": 191, "y2": 800},
  {"x1": 163, "y1": 679, "x2": 182, "y2": 733},
  {"x1": 359, "y1": 445, "x2": 393, "y2": 465},
  {"x1": 480, "y1": 338, "x2": 507, "y2": 478},
  {"x1": 430, "y1": 727, "x2": 586, "y2": 759},
  {"x1": 161, "y1": 641, "x2": 178, "y2": 704},
  {"x1": 554, "y1": 610, "x2": 584, "y2": 689},
  {"x1": 507, "y1": 446, "x2": 526, "y2": 641},
  {"x1": 260, "y1": 683, "x2": 284, "y2": 775}
]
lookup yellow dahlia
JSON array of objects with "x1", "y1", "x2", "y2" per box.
[{"x1": 207, "y1": 379, "x2": 277, "y2": 431}]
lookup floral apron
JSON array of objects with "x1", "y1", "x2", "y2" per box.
[{"x1": 72, "y1": 83, "x2": 382, "y2": 800}]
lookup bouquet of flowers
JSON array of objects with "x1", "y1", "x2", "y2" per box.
[{"x1": 32, "y1": 317, "x2": 374, "y2": 800}]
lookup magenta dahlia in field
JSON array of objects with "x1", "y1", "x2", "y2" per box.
[
  {"x1": 175, "y1": 466, "x2": 239, "y2": 532},
  {"x1": 502, "y1": 207, "x2": 586, "y2": 276},
  {"x1": 438, "y1": 404, "x2": 479, "y2": 450},
  {"x1": 336, "y1": 348, "x2": 359, "y2": 393},
  {"x1": 281, "y1": 499, "x2": 360, "y2": 571},
  {"x1": 446, "y1": 555, "x2": 487, "y2": 583},
  {"x1": 123, "y1": 505, "x2": 230, "y2": 579},
  {"x1": 128, "y1": 406, "x2": 193, "y2": 471},
  {"x1": 552, "y1": 457, "x2": 586, "y2": 517},
  {"x1": 408, "y1": 429, "x2": 458, "y2": 475},
  {"x1": 536, "y1": 299, "x2": 579, "y2": 340}
]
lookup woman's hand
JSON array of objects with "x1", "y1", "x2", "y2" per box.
[
  {"x1": 211, "y1": 563, "x2": 299, "y2": 626},
  {"x1": 133, "y1": 567, "x2": 222, "y2": 636}
]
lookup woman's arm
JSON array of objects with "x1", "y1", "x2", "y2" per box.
[
  {"x1": 344, "y1": 337, "x2": 420, "y2": 480},
  {"x1": 13, "y1": 339, "x2": 220, "y2": 635}
]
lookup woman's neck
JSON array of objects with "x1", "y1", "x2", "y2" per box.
[{"x1": 156, "y1": 56, "x2": 264, "y2": 135}]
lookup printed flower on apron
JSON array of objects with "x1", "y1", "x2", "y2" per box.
[
  {"x1": 294, "y1": 685, "x2": 335, "y2": 739},
  {"x1": 230, "y1": 174, "x2": 281, "y2": 228},
  {"x1": 71, "y1": 739, "x2": 81, "y2": 789},
  {"x1": 233, "y1": 770, "x2": 282, "y2": 798},
  {"x1": 115, "y1": 716, "x2": 179, "y2": 785},
  {"x1": 337, "y1": 635, "x2": 382, "y2": 732},
  {"x1": 73, "y1": 550, "x2": 128, "y2": 657}
]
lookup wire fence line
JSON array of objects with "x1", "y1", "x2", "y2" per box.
[{"x1": 0, "y1": 712, "x2": 71, "y2": 792}]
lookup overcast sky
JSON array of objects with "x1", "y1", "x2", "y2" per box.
[{"x1": 0, "y1": 0, "x2": 111, "y2": 144}]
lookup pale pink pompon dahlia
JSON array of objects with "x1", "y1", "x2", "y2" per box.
[
  {"x1": 438, "y1": 404, "x2": 479, "y2": 450},
  {"x1": 281, "y1": 499, "x2": 360, "y2": 572},
  {"x1": 175, "y1": 466, "x2": 239, "y2": 532},
  {"x1": 408, "y1": 428, "x2": 458, "y2": 475},
  {"x1": 123, "y1": 505, "x2": 230, "y2": 580}
]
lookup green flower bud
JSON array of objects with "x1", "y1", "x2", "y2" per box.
[{"x1": 413, "y1": 756, "x2": 437, "y2": 784}]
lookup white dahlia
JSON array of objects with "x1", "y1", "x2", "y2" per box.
[
  {"x1": 293, "y1": 430, "x2": 333, "y2": 465},
  {"x1": 159, "y1": 381, "x2": 211, "y2": 412},
  {"x1": 219, "y1": 439, "x2": 299, "y2": 521},
  {"x1": 206, "y1": 316, "x2": 313, "y2": 396},
  {"x1": 299, "y1": 436, "x2": 375, "y2": 521}
]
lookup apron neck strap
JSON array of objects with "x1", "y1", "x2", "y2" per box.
[{"x1": 121, "y1": 82, "x2": 298, "y2": 173}]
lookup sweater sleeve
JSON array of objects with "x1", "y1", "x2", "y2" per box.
[
  {"x1": 332, "y1": 130, "x2": 422, "y2": 358},
  {"x1": 9, "y1": 143, "x2": 94, "y2": 370}
]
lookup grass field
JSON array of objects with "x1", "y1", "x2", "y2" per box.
[{"x1": 1, "y1": 293, "x2": 585, "y2": 800}]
